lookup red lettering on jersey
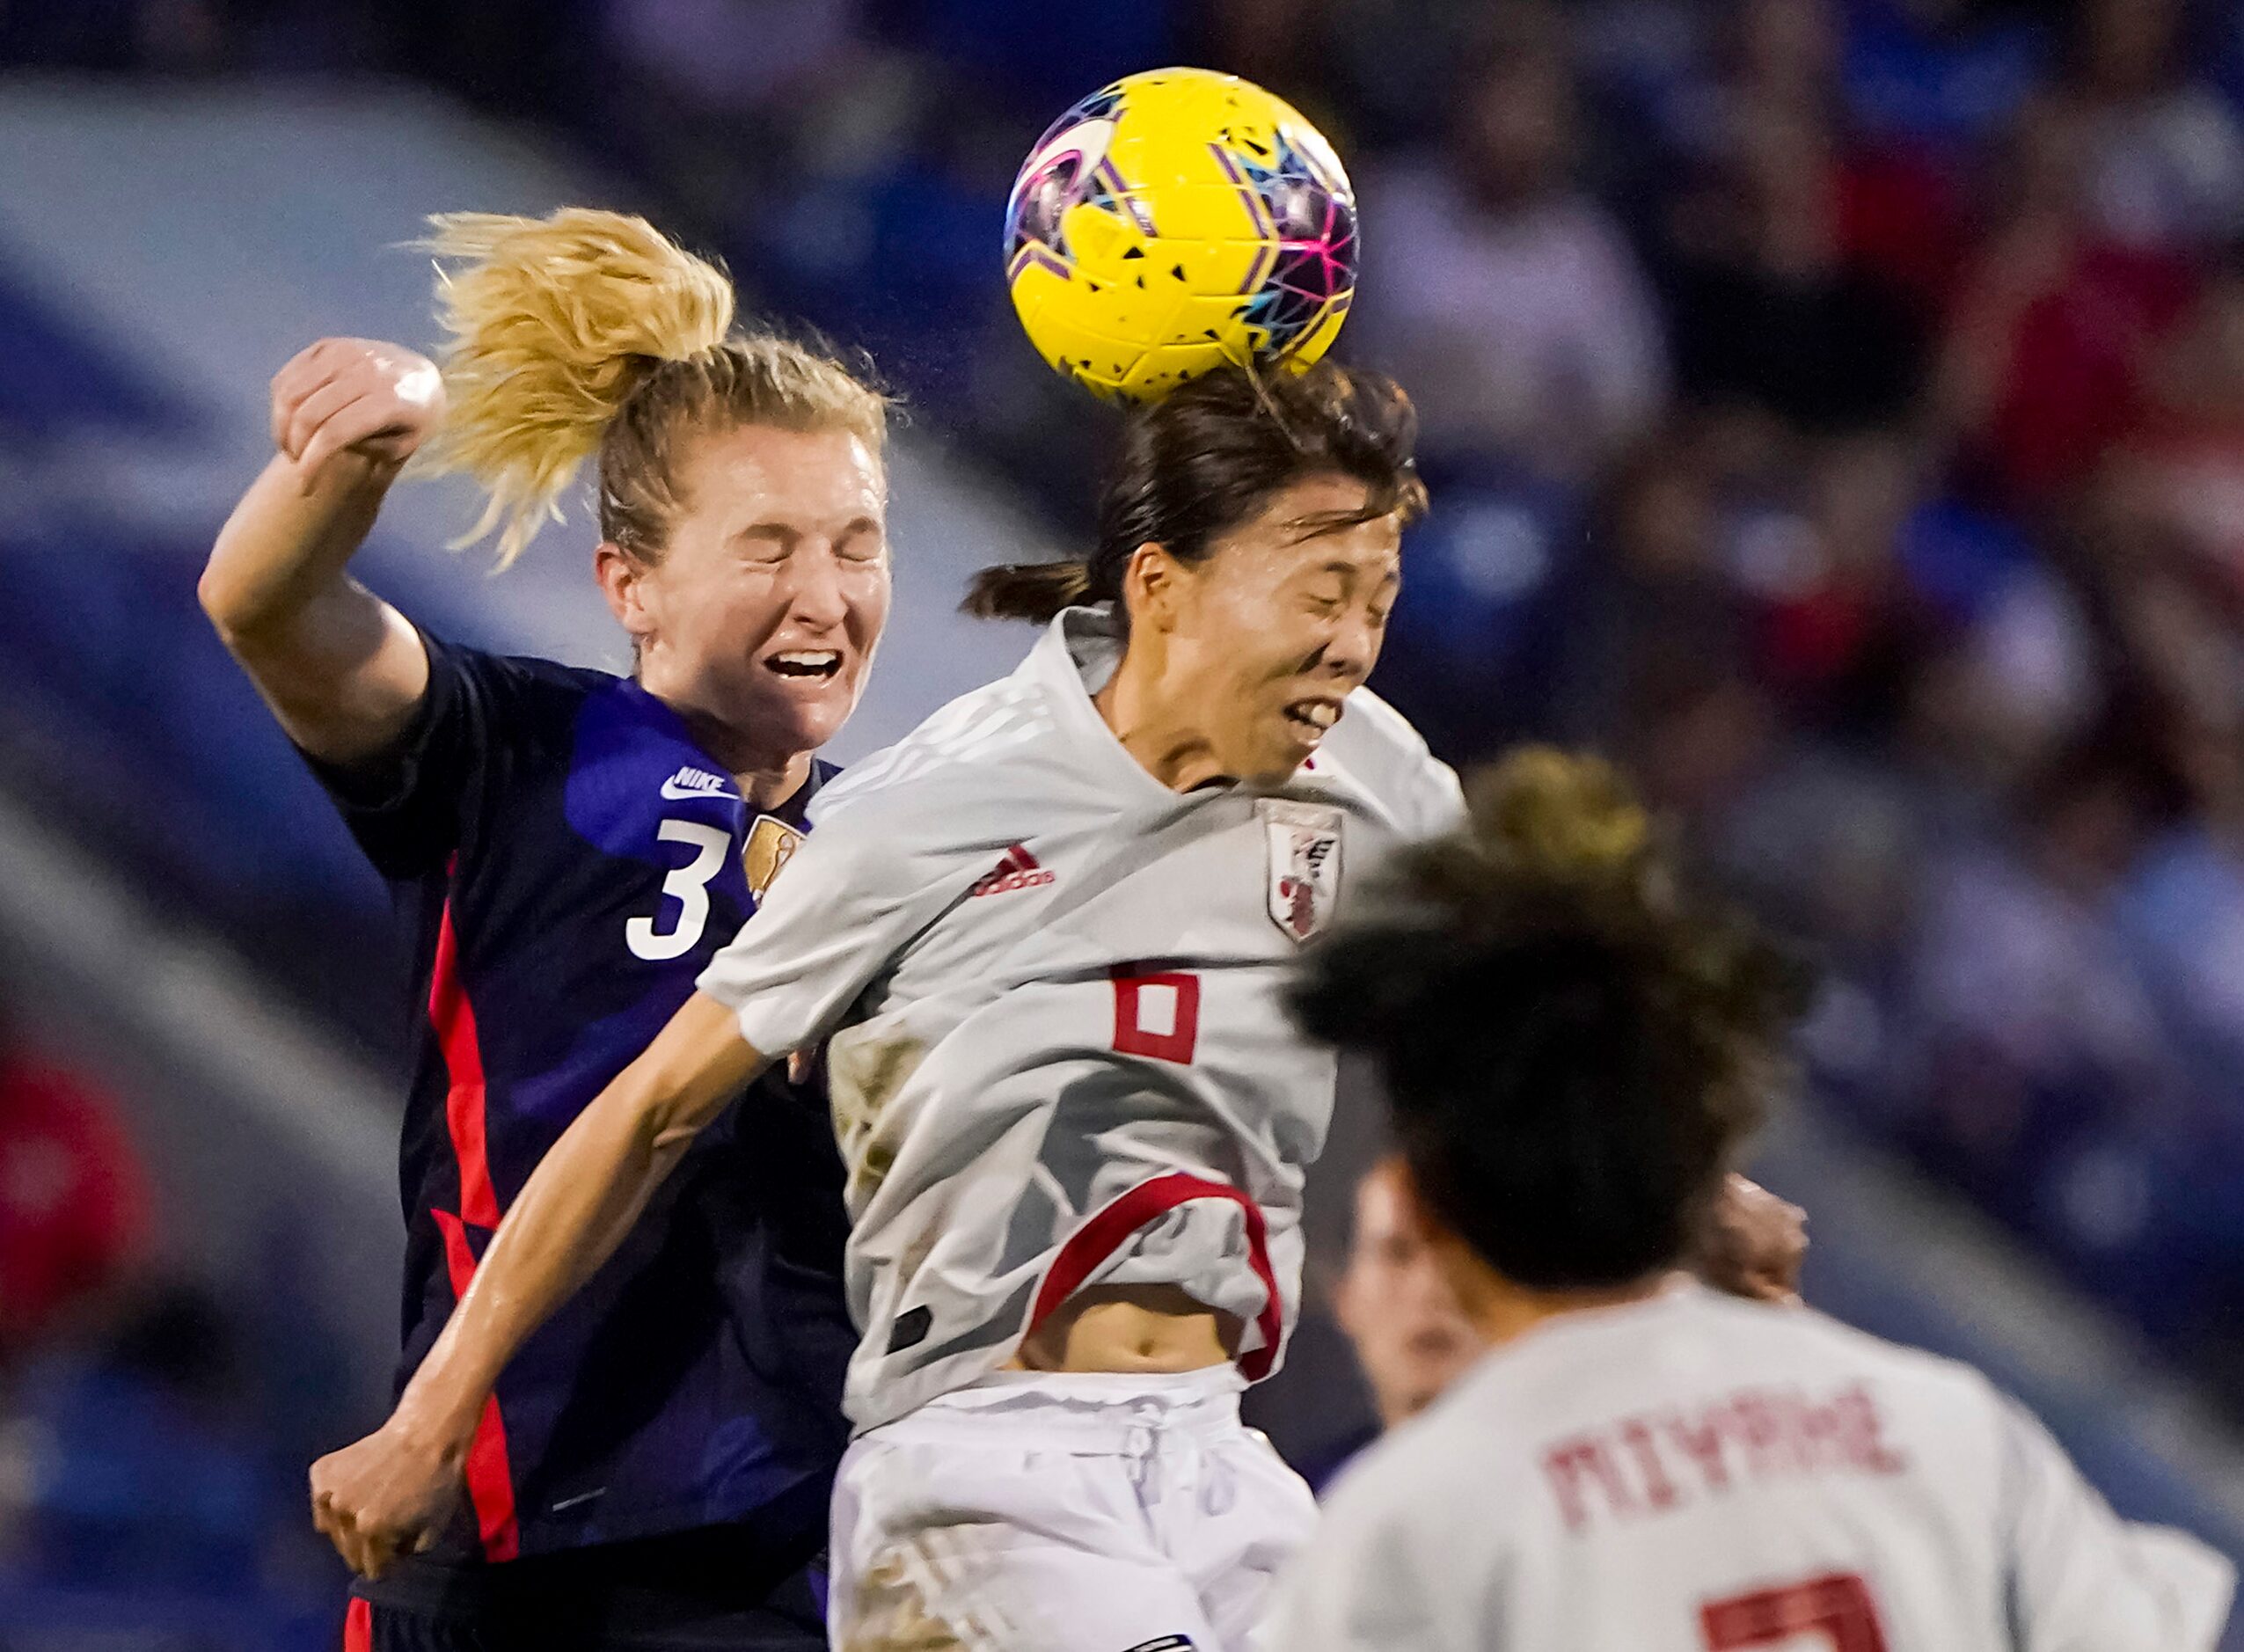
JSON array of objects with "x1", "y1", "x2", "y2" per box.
[
  {"x1": 1544, "y1": 1382, "x2": 1905, "y2": 1533},
  {"x1": 1834, "y1": 1384, "x2": 1909, "y2": 1474},
  {"x1": 1543, "y1": 1436, "x2": 1638, "y2": 1532},
  {"x1": 1665, "y1": 1409, "x2": 1733, "y2": 1494},
  {"x1": 1730, "y1": 1390, "x2": 1794, "y2": 1477},
  {"x1": 1618, "y1": 1418, "x2": 1683, "y2": 1511}
]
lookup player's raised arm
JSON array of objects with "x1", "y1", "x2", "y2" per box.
[
  {"x1": 310, "y1": 990, "x2": 765, "y2": 1579},
  {"x1": 199, "y1": 338, "x2": 442, "y2": 764}
]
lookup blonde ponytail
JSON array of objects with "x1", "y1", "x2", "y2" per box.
[{"x1": 413, "y1": 208, "x2": 735, "y2": 569}]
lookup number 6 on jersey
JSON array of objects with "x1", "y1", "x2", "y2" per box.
[{"x1": 1112, "y1": 966, "x2": 1200, "y2": 1064}]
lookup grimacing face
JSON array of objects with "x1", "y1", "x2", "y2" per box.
[
  {"x1": 607, "y1": 423, "x2": 889, "y2": 764},
  {"x1": 1335, "y1": 1161, "x2": 1485, "y2": 1428},
  {"x1": 1156, "y1": 473, "x2": 1402, "y2": 784}
]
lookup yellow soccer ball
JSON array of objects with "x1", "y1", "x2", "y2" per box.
[{"x1": 1004, "y1": 67, "x2": 1357, "y2": 403}]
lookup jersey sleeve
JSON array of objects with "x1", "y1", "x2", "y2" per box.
[
  {"x1": 696, "y1": 785, "x2": 959, "y2": 1060},
  {"x1": 1997, "y1": 1393, "x2": 2236, "y2": 1651},
  {"x1": 1329, "y1": 688, "x2": 1467, "y2": 839},
  {"x1": 296, "y1": 632, "x2": 555, "y2": 881}
]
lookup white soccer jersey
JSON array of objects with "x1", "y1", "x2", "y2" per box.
[
  {"x1": 698, "y1": 606, "x2": 1464, "y2": 1431},
  {"x1": 1264, "y1": 1283, "x2": 2235, "y2": 1652}
]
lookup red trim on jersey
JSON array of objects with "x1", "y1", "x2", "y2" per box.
[
  {"x1": 428, "y1": 881, "x2": 501, "y2": 1230},
  {"x1": 1027, "y1": 1172, "x2": 1286, "y2": 1381},
  {"x1": 342, "y1": 1596, "x2": 371, "y2": 1652},
  {"x1": 431, "y1": 1208, "x2": 522, "y2": 1562}
]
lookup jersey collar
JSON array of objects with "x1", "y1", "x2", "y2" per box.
[{"x1": 1029, "y1": 605, "x2": 1199, "y2": 804}]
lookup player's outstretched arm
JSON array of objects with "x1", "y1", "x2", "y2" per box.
[
  {"x1": 200, "y1": 338, "x2": 440, "y2": 764},
  {"x1": 308, "y1": 992, "x2": 766, "y2": 1579}
]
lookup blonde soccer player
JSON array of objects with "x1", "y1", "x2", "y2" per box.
[
  {"x1": 207, "y1": 209, "x2": 889, "y2": 1649},
  {"x1": 309, "y1": 361, "x2": 1803, "y2": 1651},
  {"x1": 1268, "y1": 749, "x2": 2236, "y2": 1652}
]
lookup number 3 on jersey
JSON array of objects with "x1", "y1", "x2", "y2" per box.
[
  {"x1": 1112, "y1": 966, "x2": 1199, "y2": 1064},
  {"x1": 627, "y1": 819, "x2": 731, "y2": 961},
  {"x1": 1701, "y1": 1574, "x2": 1888, "y2": 1652}
]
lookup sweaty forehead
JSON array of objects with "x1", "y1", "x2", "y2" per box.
[
  {"x1": 1213, "y1": 476, "x2": 1403, "y2": 577},
  {"x1": 682, "y1": 424, "x2": 885, "y2": 524}
]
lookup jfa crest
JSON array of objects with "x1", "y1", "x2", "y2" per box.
[
  {"x1": 743, "y1": 815, "x2": 804, "y2": 899},
  {"x1": 1260, "y1": 800, "x2": 1343, "y2": 943}
]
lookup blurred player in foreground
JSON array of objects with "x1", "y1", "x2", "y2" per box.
[
  {"x1": 205, "y1": 209, "x2": 886, "y2": 1648},
  {"x1": 311, "y1": 361, "x2": 1806, "y2": 1650},
  {"x1": 1269, "y1": 749, "x2": 2237, "y2": 1651}
]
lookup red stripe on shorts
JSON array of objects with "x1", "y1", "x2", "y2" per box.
[
  {"x1": 431, "y1": 1208, "x2": 522, "y2": 1561},
  {"x1": 342, "y1": 1597, "x2": 372, "y2": 1652},
  {"x1": 1027, "y1": 1172, "x2": 1286, "y2": 1380},
  {"x1": 428, "y1": 877, "x2": 501, "y2": 1231}
]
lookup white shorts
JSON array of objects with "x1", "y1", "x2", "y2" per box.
[{"x1": 828, "y1": 1367, "x2": 1318, "y2": 1652}]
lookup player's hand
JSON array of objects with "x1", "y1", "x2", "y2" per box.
[
  {"x1": 1695, "y1": 1173, "x2": 1808, "y2": 1305},
  {"x1": 308, "y1": 1417, "x2": 463, "y2": 1580},
  {"x1": 271, "y1": 337, "x2": 446, "y2": 493}
]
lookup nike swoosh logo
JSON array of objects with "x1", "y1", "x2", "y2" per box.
[
  {"x1": 660, "y1": 778, "x2": 737, "y2": 801},
  {"x1": 549, "y1": 1489, "x2": 607, "y2": 1513}
]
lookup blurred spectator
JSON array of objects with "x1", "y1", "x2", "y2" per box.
[
  {"x1": 1373, "y1": 456, "x2": 1581, "y2": 762},
  {"x1": 1743, "y1": 430, "x2": 1942, "y2": 729},
  {"x1": 1937, "y1": 97, "x2": 2199, "y2": 509},
  {"x1": 1734, "y1": 0, "x2": 1971, "y2": 311},
  {"x1": 1840, "y1": 0, "x2": 2053, "y2": 154},
  {"x1": 0, "y1": 1282, "x2": 274, "y2": 1594},
  {"x1": 2062, "y1": 0, "x2": 2244, "y2": 252},
  {"x1": 2107, "y1": 253, "x2": 2244, "y2": 608},
  {"x1": 0, "y1": 1029, "x2": 151, "y2": 1373},
  {"x1": 2118, "y1": 724, "x2": 2244, "y2": 1101},
  {"x1": 1662, "y1": 97, "x2": 1931, "y2": 434},
  {"x1": 1558, "y1": 427, "x2": 1757, "y2": 758},
  {"x1": 1353, "y1": 13, "x2": 1668, "y2": 478},
  {"x1": 1902, "y1": 735, "x2": 2184, "y2": 1197}
]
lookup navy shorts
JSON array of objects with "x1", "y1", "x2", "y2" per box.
[{"x1": 342, "y1": 1520, "x2": 827, "y2": 1652}]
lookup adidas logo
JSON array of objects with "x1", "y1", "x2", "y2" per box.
[{"x1": 969, "y1": 844, "x2": 1055, "y2": 897}]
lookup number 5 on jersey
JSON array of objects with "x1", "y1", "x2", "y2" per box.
[{"x1": 627, "y1": 819, "x2": 730, "y2": 961}]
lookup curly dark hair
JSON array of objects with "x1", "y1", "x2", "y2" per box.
[{"x1": 1288, "y1": 748, "x2": 1813, "y2": 1290}]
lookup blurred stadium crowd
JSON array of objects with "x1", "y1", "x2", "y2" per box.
[{"x1": 5, "y1": 0, "x2": 2244, "y2": 1641}]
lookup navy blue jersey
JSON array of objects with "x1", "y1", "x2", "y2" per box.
[{"x1": 308, "y1": 633, "x2": 853, "y2": 1565}]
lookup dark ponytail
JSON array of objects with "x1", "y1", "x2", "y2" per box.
[
  {"x1": 963, "y1": 359, "x2": 1428, "y2": 624},
  {"x1": 961, "y1": 558, "x2": 1094, "y2": 620},
  {"x1": 1287, "y1": 749, "x2": 1812, "y2": 1290}
]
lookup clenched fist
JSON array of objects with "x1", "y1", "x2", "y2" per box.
[
  {"x1": 270, "y1": 337, "x2": 445, "y2": 492},
  {"x1": 1695, "y1": 1173, "x2": 1809, "y2": 1305},
  {"x1": 308, "y1": 1414, "x2": 465, "y2": 1581}
]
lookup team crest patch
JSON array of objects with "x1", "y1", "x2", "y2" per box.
[
  {"x1": 742, "y1": 815, "x2": 803, "y2": 898},
  {"x1": 1261, "y1": 800, "x2": 1343, "y2": 943}
]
